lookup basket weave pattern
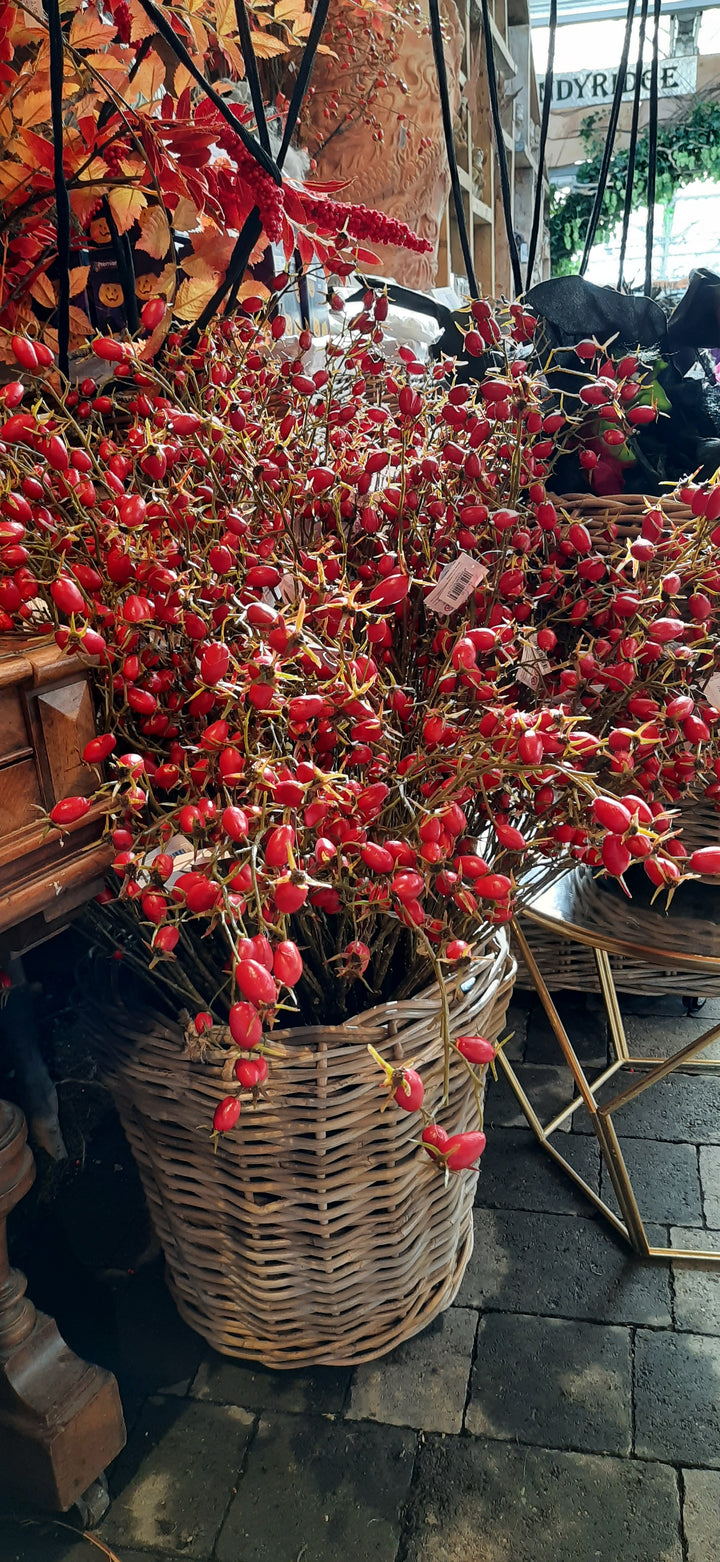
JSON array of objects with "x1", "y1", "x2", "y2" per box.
[
  {"x1": 87, "y1": 932, "x2": 515, "y2": 1367},
  {"x1": 514, "y1": 930, "x2": 720, "y2": 997},
  {"x1": 553, "y1": 491, "x2": 693, "y2": 541},
  {"x1": 515, "y1": 809, "x2": 720, "y2": 997}
]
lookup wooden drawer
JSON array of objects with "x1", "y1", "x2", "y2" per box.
[
  {"x1": 0, "y1": 640, "x2": 110, "y2": 944},
  {"x1": 0, "y1": 685, "x2": 31, "y2": 761},
  {"x1": 0, "y1": 756, "x2": 43, "y2": 835}
]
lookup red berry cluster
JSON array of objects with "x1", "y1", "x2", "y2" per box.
[
  {"x1": 300, "y1": 193, "x2": 432, "y2": 254},
  {"x1": 109, "y1": 1, "x2": 132, "y2": 46}
]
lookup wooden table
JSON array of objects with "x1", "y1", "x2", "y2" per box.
[
  {"x1": 504, "y1": 866, "x2": 720, "y2": 1264},
  {"x1": 0, "y1": 638, "x2": 125, "y2": 1516}
]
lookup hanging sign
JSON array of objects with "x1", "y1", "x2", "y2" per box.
[{"x1": 540, "y1": 55, "x2": 698, "y2": 110}]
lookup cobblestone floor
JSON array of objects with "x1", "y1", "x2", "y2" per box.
[{"x1": 2, "y1": 989, "x2": 720, "y2": 1562}]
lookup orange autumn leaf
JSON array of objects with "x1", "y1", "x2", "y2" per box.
[
  {"x1": 129, "y1": 0, "x2": 157, "y2": 41},
  {"x1": 85, "y1": 49, "x2": 130, "y2": 80},
  {"x1": 182, "y1": 226, "x2": 235, "y2": 273},
  {"x1": 171, "y1": 194, "x2": 202, "y2": 231},
  {"x1": 108, "y1": 186, "x2": 147, "y2": 234},
  {"x1": 128, "y1": 52, "x2": 165, "y2": 106},
  {"x1": 17, "y1": 90, "x2": 52, "y2": 128},
  {"x1": 44, "y1": 307, "x2": 94, "y2": 354},
  {"x1": 0, "y1": 162, "x2": 33, "y2": 199},
  {"x1": 187, "y1": 14, "x2": 209, "y2": 56},
  {"x1": 28, "y1": 272, "x2": 57, "y2": 308},
  {"x1": 70, "y1": 185, "x2": 108, "y2": 224},
  {"x1": 68, "y1": 9, "x2": 115, "y2": 49},
  {"x1": 69, "y1": 265, "x2": 91, "y2": 297},
  {"x1": 217, "y1": 37, "x2": 245, "y2": 76},
  {"x1": 15, "y1": 129, "x2": 55, "y2": 169},
  {"x1": 174, "y1": 275, "x2": 219, "y2": 321},
  {"x1": 173, "y1": 64, "x2": 193, "y2": 95},
  {"x1": 214, "y1": 0, "x2": 236, "y2": 39},
  {"x1": 274, "y1": 0, "x2": 305, "y2": 20},
  {"x1": 181, "y1": 254, "x2": 222, "y2": 281},
  {"x1": 248, "y1": 30, "x2": 288, "y2": 55},
  {"x1": 135, "y1": 204, "x2": 171, "y2": 260}
]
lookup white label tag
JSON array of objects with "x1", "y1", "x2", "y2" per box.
[
  {"x1": 141, "y1": 833, "x2": 212, "y2": 890},
  {"x1": 425, "y1": 553, "x2": 488, "y2": 615},
  {"x1": 704, "y1": 671, "x2": 720, "y2": 708},
  {"x1": 278, "y1": 572, "x2": 300, "y2": 603},
  {"x1": 516, "y1": 634, "x2": 552, "y2": 691}
]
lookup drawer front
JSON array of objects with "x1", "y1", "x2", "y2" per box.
[
  {"x1": 0, "y1": 755, "x2": 44, "y2": 835},
  {"x1": 0, "y1": 685, "x2": 31, "y2": 761}
]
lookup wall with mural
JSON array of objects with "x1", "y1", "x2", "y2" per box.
[{"x1": 303, "y1": 0, "x2": 463, "y2": 289}]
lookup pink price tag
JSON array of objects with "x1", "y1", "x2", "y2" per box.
[{"x1": 425, "y1": 553, "x2": 488, "y2": 616}]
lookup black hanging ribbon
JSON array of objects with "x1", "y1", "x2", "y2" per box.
[
  {"x1": 645, "y1": 0, "x2": 662, "y2": 297},
  {"x1": 135, "y1": 0, "x2": 281, "y2": 183},
  {"x1": 580, "y1": 0, "x2": 637, "y2": 276},
  {"x1": 186, "y1": 0, "x2": 330, "y2": 346},
  {"x1": 234, "y1": 0, "x2": 271, "y2": 153},
  {"x1": 479, "y1": 0, "x2": 522, "y2": 297},
  {"x1": 45, "y1": 0, "x2": 71, "y2": 378},
  {"x1": 618, "y1": 0, "x2": 649, "y2": 289},
  {"x1": 526, "y1": 0, "x2": 556, "y2": 290},
  {"x1": 278, "y1": 0, "x2": 332, "y2": 167},
  {"x1": 427, "y1": 0, "x2": 478, "y2": 299}
]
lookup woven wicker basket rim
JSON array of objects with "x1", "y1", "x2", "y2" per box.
[
  {"x1": 549, "y1": 491, "x2": 692, "y2": 515},
  {"x1": 98, "y1": 933, "x2": 509, "y2": 1070}
]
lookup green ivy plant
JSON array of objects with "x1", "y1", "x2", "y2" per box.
[{"x1": 549, "y1": 98, "x2": 720, "y2": 276}]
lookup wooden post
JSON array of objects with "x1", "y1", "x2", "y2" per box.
[{"x1": 0, "y1": 1101, "x2": 126, "y2": 1511}]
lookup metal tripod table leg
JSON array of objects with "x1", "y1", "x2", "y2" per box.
[{"x1": 504, "y1": 919, "x2": 720, "y2": 1263}]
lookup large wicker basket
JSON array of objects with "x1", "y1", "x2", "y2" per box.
[{"x1": 84, "y1": 931, "x2": 515, "y2": 1367}]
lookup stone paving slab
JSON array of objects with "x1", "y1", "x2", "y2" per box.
[
  {"x1": 476, "y1": 1126, "x2": 602, "y2": 1216},
  {"x1": 99, "y1": 1398, "x2": 254, "y2": 1557},
  {"x1": 598, "y1": 1137, "x2": 704, "y2": 1227},
  {"x1": 346, "y1": 1306, "x2": 476, "y2": 1434},
  {"x1": 682, "y1": 1468, "x2": 720, "y2": 1562},
  {"x1": 484, "y1": 1064, "x2": 574, "y2": 1132},
  {"x1": 401, "y1": 1435, "x2": 682, "y2": 1562},
  {"x1": 523, "y1": 994, "x2": 609, "y2": 1069},
  {"x1": 669, "y1": 1228, "x2": 720, "y2": 1335},
  {"x1": 465, "y1": 1312, "x2": 632, "y2": 1455},
  {"x1": 572, "y1": 1073, "x2": 720, "y2": 1143},
  {"x1": 635, "y1": 1329, "x2": 720, "y2": 1466},
  {"x1": 190, "y1": 1354, "x2": 350, "y2": 1415},
  {"x1": 699, "y1": 1146, "x2": 720, "y2": 1227},
  {"x1": 622, "y1": 1014, "x2": 720, "y2": 1061},
  {"x1": 620, "y1": 994, "x2": 699, "y2": 1017},
  {"x1": 457, "y1": 1207, "x2": 672, "y2": 1326},
  {"x1": 215, "y1": 1414, "x2": 415, "y2": 1562}
]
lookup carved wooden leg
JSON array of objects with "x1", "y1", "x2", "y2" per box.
[{"x1": 0, "y1": 1101, "x2": 126, "y2": 1512}]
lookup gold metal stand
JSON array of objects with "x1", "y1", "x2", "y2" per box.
[{"x1": 504, "y1": 912, "x2": 720, "y2": 1265}]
